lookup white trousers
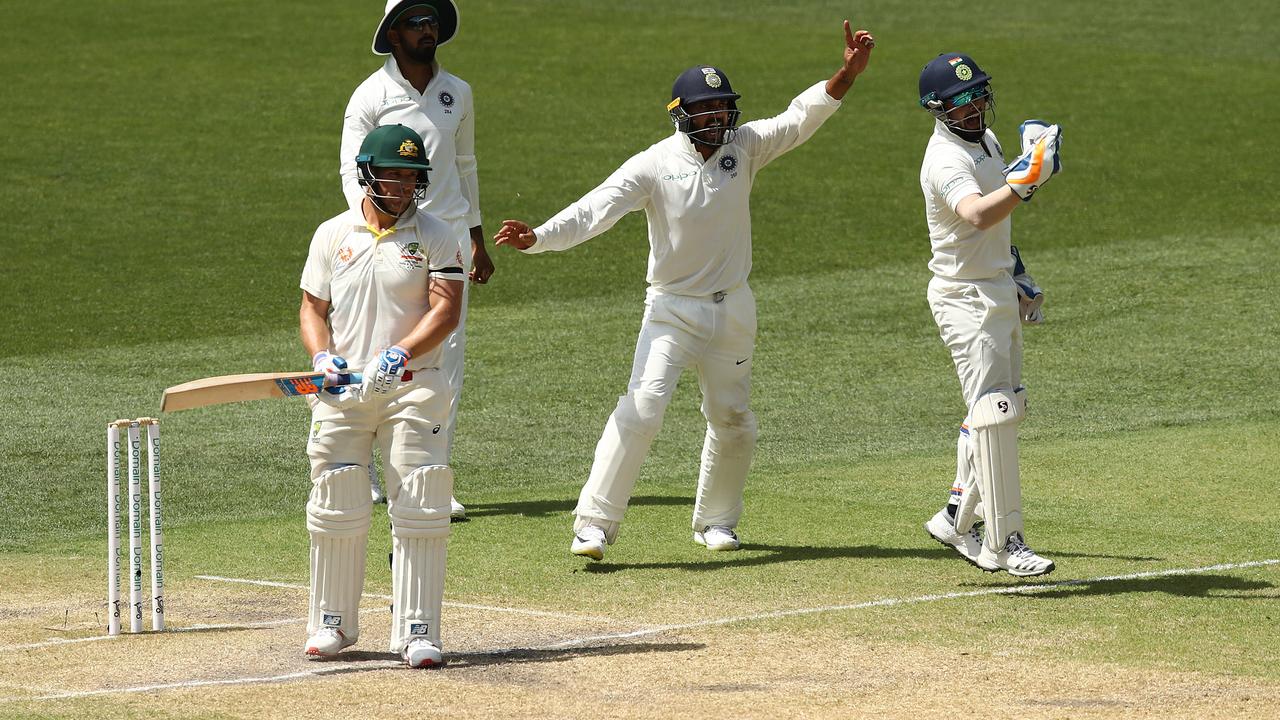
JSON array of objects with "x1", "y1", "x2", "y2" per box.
[
  {"x1": 927, "y1": 274, "x2": 1023, "y2": 505},
  {"x1": 575, "y1": 286, "x2": 759, "y2": 539},
  {"x1": 441, "y1": 217, "x2": 472, "y2": 459},
  {"x1": 308, "y1": 371, "x2": 453, "y2": 488}
]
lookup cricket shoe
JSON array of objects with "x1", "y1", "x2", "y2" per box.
[
  {"x1": 570, "y1": 525, "x2": 607, "y2": 561},
  {"x1": 402, "y1": 638, "x2": 443, "y2": 668},
  {"x1": 924, "y1": 508, "x2": 983, "y2": 565},
  {"x1": 975, "y1": 531, "x2": 1055, "y2": 577},
  {"x1": 450, "y1": 496, "x2": 467, "y2": 520},
  {"x1": 370, "y1": 472, "x2": 386, "y2": 504},
  {"x1": 694, "y1": 525, "x2": 740, "y2": 551},
  {"x1": 304, "y1": 628, "x2": 355, "y2": 659}
]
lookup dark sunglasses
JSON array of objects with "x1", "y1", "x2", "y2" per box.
[{"x1": 402, "y1": 14, "x2": 439, "y2": 31}]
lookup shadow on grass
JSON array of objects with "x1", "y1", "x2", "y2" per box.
[
  {"x1": 971, "y1": 573, "x2": 1275, "y2": 599},
  {"x1": 304, "y1": 641, "x2": 704, "y2": 669},
  {"x1": 582, "y1": 542, "x2": 957, "y2": 574},
  {"x1": 459, "y1": 495, "x2": 691, "y2": 520}
]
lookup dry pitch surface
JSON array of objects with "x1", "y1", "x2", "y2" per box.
[{"x1": 3, "y1": 556, "x2": 1278, "y2": 719}]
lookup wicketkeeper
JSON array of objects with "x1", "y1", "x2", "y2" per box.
[
  {"x1": 495, "y1": 21, "x2": 876, "y2": 561},
  {"x1": 299, "y1": 124, "x2": 465, "y2": 666},
  {"x1": 916, "y1": 52, "x2": 1061, "y2": 576}
]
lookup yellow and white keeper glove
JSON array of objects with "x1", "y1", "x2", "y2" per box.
[
  {"x1": 1010, "y1": 245, "x2": 1045, "y2": 325},
  {"x1": 1004, "y1": 120, "x2": 1062, "y2": 201}
]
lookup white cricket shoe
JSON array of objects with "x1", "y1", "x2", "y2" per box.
[
  {"x1": 976, "y1": 531, "x2": 1055, "y2": 577},
  {"x1": 694, "y1": 525, "x2": 740, "y2": 551},
  {"x1": 402, "y1": 637, "x2": 443, "y2": 668},
  {"x1": 450, "y1": 496, "x2": 467, "y2": 520},
  {"x1": 570, "y1": 525, "x2": 607, "y2": 561},
  {"x1": 924, "y1": 508, "x2": 983, "y2": 564},
  {"x1": 303, "y1": 627, "x2": 354, "y2": 659}
]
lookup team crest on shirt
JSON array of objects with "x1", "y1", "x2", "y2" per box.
[
  {"x1": 438, "y1": 91, "x2": 455, "y2": 108},
  {"x1": 399, "y1": 241, "x2": 425, "y2": 269},
  {"x1": 719, "y1": 154, "x2": 738, "y2": 178}
]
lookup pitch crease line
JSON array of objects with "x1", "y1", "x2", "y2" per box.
[
  {"x1": 2, "y1": 617, "x2": 308, "y2": 653},
  {"x1": 194, "y1": 574, "x2": 630, "y2": 624},
  {"x1": 533, "y1": 558, "x2": 1280, "y2": 649},
  {"x1": 8, "y1": 559, "x2": 1273, "y2": 702}
]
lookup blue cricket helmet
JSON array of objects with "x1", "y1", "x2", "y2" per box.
[{"x1": 667, "y1": 66, "x2": 742, "y2": 147}]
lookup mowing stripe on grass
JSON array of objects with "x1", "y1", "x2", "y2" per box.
[{"x1": 7, "y1": 559, "x2": 1274, "y2": 702}]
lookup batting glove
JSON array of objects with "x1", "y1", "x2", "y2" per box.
[
  {"x1": 312, "y1": 351, "x2": 362, "y2": 406},
  {"x1": 362, "y1": 345, "x2": 411, "y2": 396},
  {"x1": 1004, "y1": 122, "x2": 1061, "y2": 201}
]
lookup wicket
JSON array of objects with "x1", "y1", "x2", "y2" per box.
[{"x1": 106, "y1": 418, "x2": 164, "y2": 635}]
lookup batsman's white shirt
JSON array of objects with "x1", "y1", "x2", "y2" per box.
[
  {"x1": 920, "y1": 120, "x2": 1013, "y2": 281},
  {"x1": 300, "y1": 208, "x2": 466, "y2": 373},
  {"x1": 524, "y1": 82, "x2": 841, "y2": 296},
  {"x1": 341, "y1": 59, "x2": 480, "y2": 231}
]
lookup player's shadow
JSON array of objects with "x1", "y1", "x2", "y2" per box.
[
  {"x1": 582, "y1": 542, "x2": 959, "y2": 574},
  {"x1": 460, "y1": 495, "x2": 692, "y2": 520},
  {"x1": 303, "y1": 641, "x2": 703, "y2": 668},
  {"x1": 975, "y1": 573, "x2": 1276, "y2": 600}
]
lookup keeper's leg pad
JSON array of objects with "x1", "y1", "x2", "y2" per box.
[
  {"x1": 388, "y1": 464, "x2": 452, "y2": 651},
  {"x1": 306, "y1": 465, "x2": 373, "y2": 641},
  {"x1": 692, "y1": 411, "x2": 757, "y2": 530},
  {"x1": 574, "y1": 390, "x2": 669, "y2": 540},
  {"x1": 970, "y1": 389, "x2": 1026, "y2": 552}
]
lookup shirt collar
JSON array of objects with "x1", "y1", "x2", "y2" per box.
[{"x1": 383, "y1": 56, "x2": 443, "y2": 95}]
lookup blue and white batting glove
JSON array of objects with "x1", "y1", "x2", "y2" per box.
[
  {"x1": 1004, "y1": 122, "x2": 1061, "y2": 201},
  {"x1": 362, "y1": 345, "x2": 411, "y2": 396},
  {"x1": 312, "y1": 351, "x2": 362, "y2": 407}
]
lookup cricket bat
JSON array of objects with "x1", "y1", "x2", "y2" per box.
[{"x1": 160, "y1": 371, "x2": 362, "y2": 413}]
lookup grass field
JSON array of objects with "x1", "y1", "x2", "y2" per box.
[{"x1": 2, "y1": 1, "x2": 1278, "y2": 717}]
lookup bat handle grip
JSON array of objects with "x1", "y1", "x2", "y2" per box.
[{"x1": 323, "y1": 372, "x2": 363, "y2": 389}]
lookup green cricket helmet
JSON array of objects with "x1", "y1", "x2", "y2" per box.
[{"x1": 356, "y1": 124, "x2": 431, "y2": 216}]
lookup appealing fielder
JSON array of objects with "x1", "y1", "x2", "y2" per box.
[
  {"x1": 916, "y1": 52, "x2": 1061, "y2": 576},
  {"x1": 341, "y1": 0, "x2": 491, "y2": 514},
  {"x1": 300, "y1": 124, "x2": 464, "y2": 666},
  {"x1": 495, "y1": 22, "x2": 876, "y2": 561}
]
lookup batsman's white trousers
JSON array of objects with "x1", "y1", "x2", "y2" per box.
[
  {"x1": 575, "y1": 286, "x2": 759, "y2": 539},
  {"x1": 308, "y1": 370, "x2": 453, "y2": 484}
]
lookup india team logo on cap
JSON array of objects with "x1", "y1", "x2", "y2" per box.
[
  {"x1": 398, "y1": 139, "x2": 420, "y2": 158},
  {"x1": 955, "y1": 64, "x2": 973, "y2": 80},
  {"x1": 705, "y1": 73, "x2": 723, "y2": 88}
]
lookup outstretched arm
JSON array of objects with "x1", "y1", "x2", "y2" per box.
[{"x1": 825, "y1": 21, "x2": 875, "y2": 100}]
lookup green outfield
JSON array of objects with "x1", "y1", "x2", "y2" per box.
[{"x1": 2, "y1": 1, "x2": 1278, "y2": 717}]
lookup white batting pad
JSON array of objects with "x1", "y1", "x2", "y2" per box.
[
  {"x1": 306, "y1": 465, "x2": 372, "y2": 641},
  {"x1": 970, "y1": 390, "x2": 1025, "y2": 552},
  {"x1": 692, "y1": 414, "x2": 757, "y2": 531},
  {"x1": 388, "y1": 464, "x2": 452, "y2": 651}
]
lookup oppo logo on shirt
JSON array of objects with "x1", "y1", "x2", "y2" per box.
[{"x1": 663, "y1": 171, "x2": 696, "y2": 181}]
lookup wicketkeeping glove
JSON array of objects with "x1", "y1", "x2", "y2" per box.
[
  {"x1": 1004, "y1": 121, "x2": 1061, "y2": 201},
  {"x1": 1010, "y1": 245, "x2": 1045, "y2": 324},
  {"x1": 362, "y1": 345, "x2": 411, "y2": 396}
]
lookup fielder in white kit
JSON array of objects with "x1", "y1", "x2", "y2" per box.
[
  {"x1": 300, "y1": 124, "x2": 465, "y2": 666},
  {"x1": 341, "y1": 0, "x2": 491, "y2": 514},
  {"x1": 495, "y1": 21, "x2": 876, "y2": 561},
  {"x1": 915, "y1": 52, "x2": 1062, "y2": 576}
]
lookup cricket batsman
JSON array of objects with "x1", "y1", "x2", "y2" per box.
[
  {"x1": 916, "y1": 51, "x2": 1061, "y2": 576},
  {"x1": 300, "y1": 124, "x2": 465, "y2": 666},
  {"x1": 495, "y1": 21, "x2": 876, "y2": 561}
]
